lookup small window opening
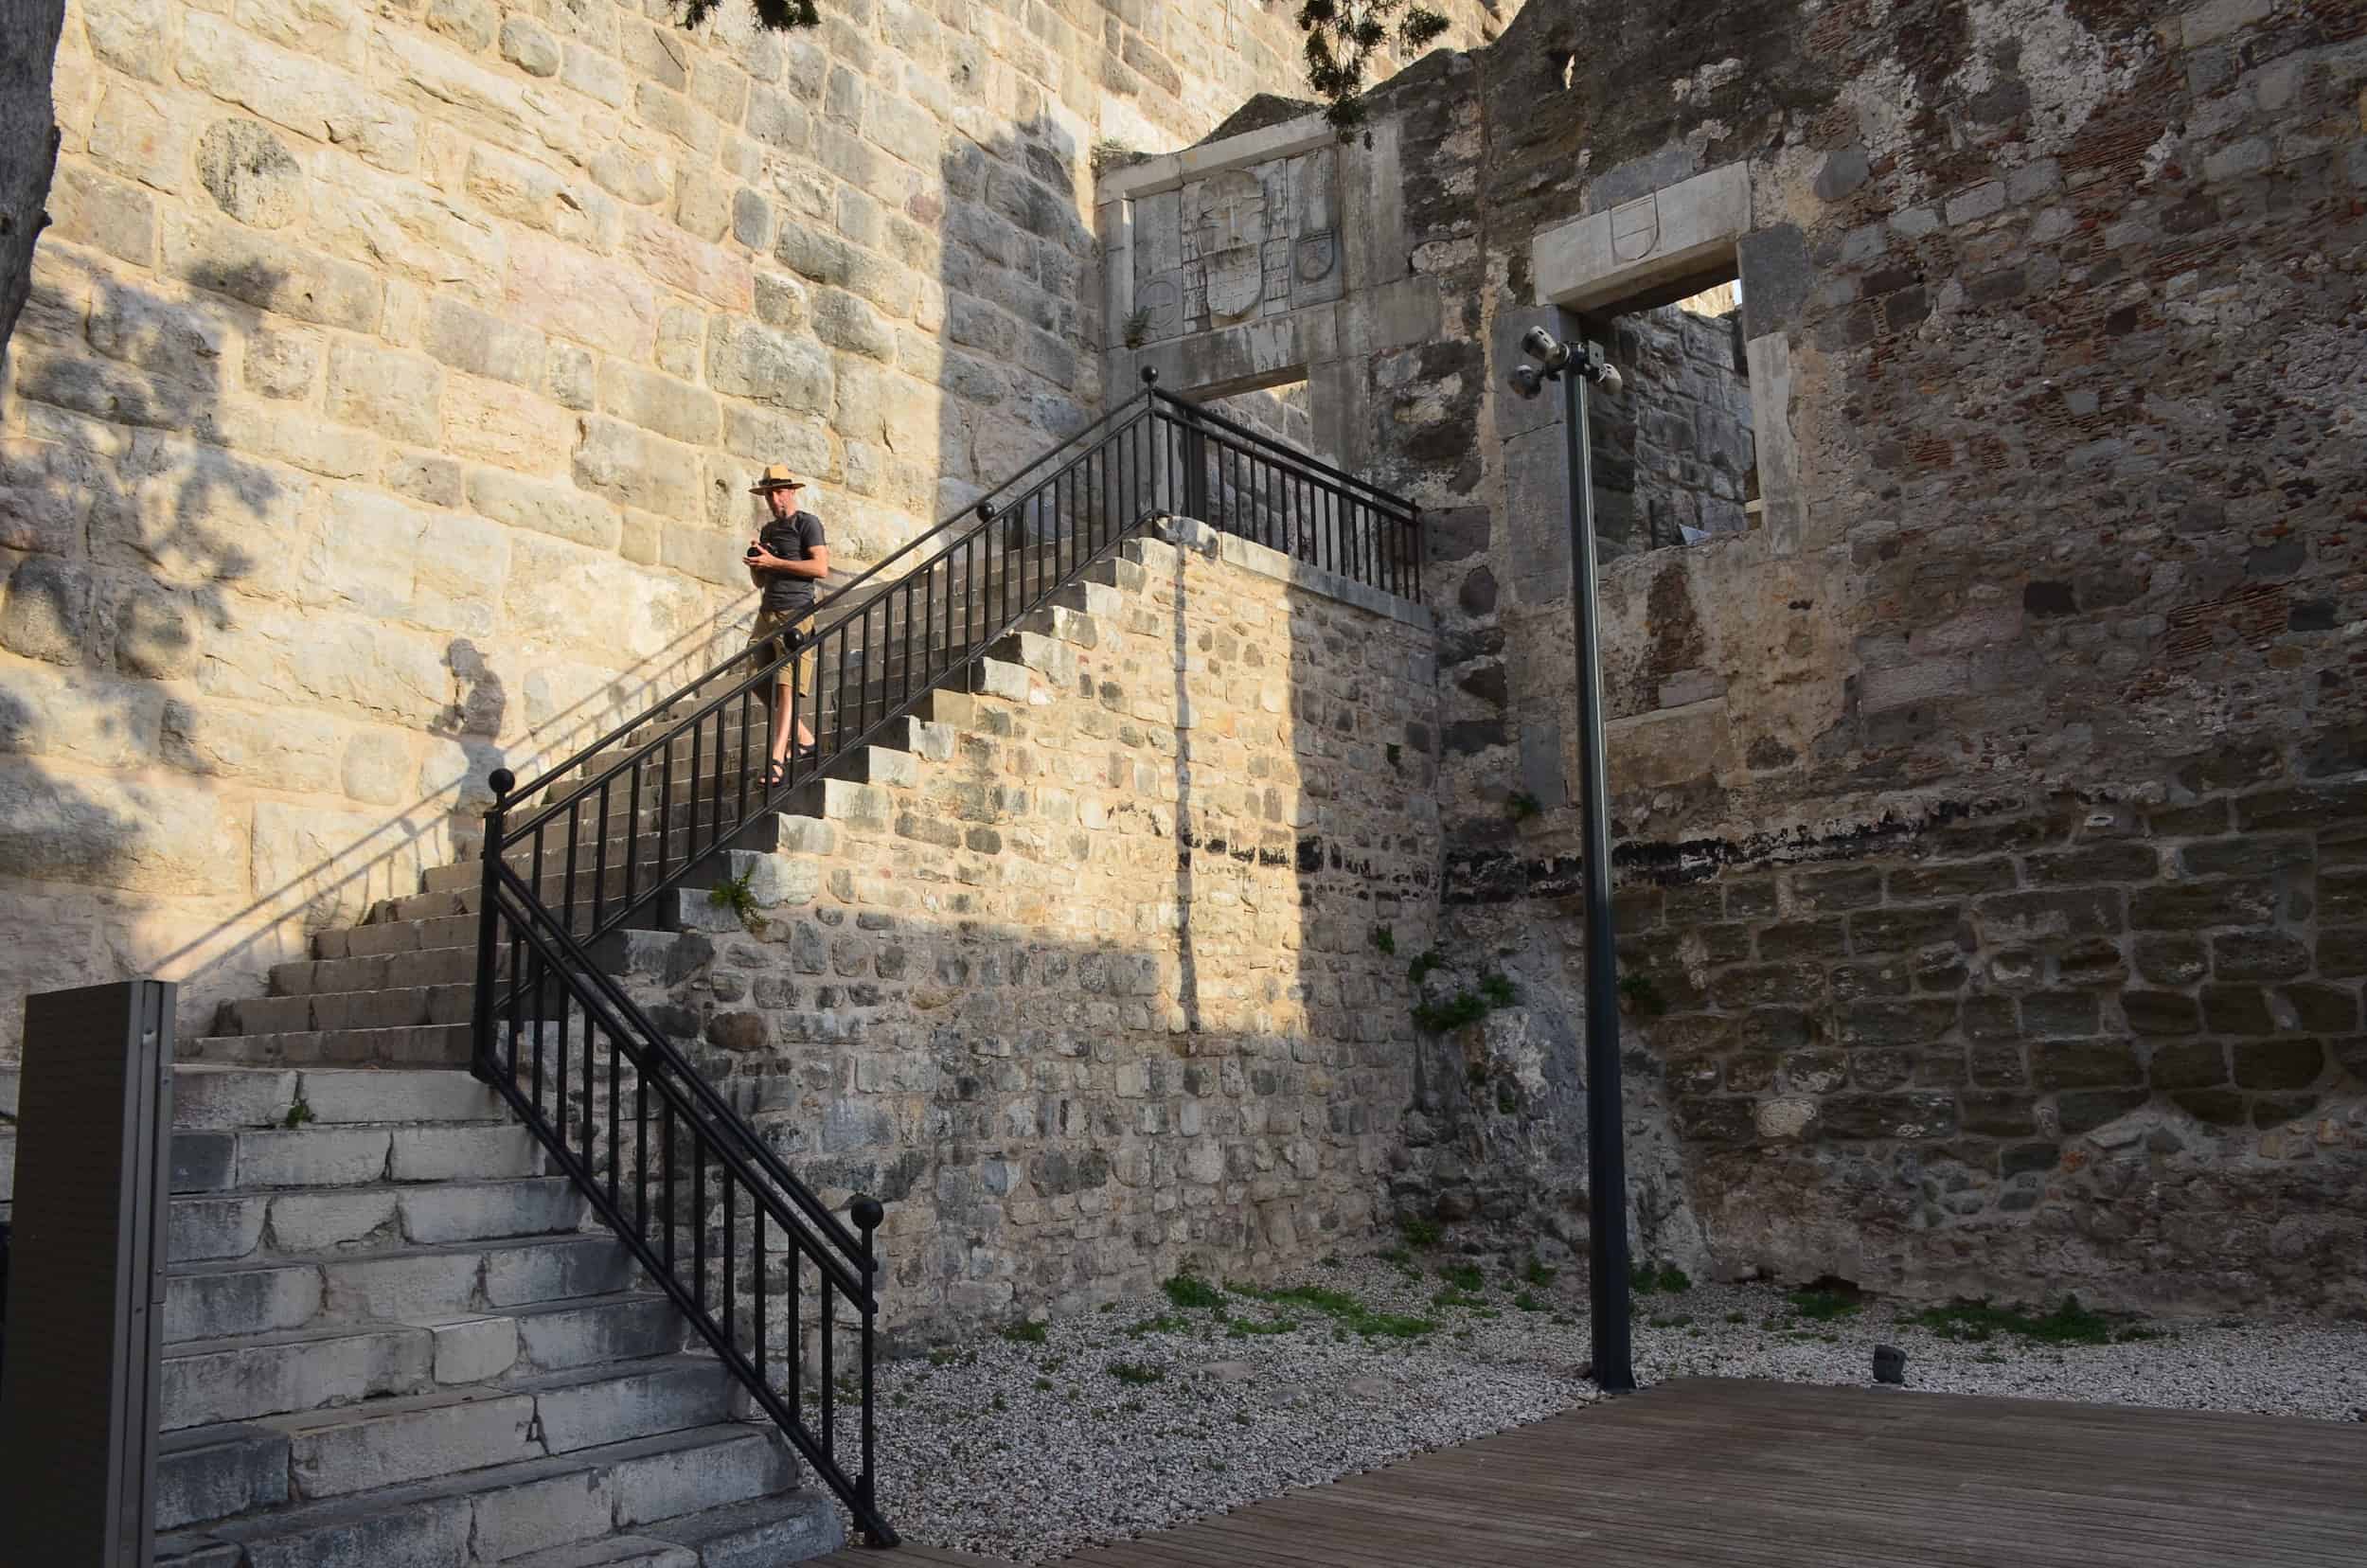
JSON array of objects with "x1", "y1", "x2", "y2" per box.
[
  {"x1": 1586, "y1": 270, "x2": 1757, "y2": 557},
  {"x1": 1559, "y1": 52, "x2": 1576, "y2": 90}
]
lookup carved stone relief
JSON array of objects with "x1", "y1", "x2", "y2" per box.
[{"x1": 1126, "y1": 144, "x2": 1344, "y2": 347}]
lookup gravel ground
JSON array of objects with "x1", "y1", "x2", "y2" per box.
[{"x1": 845, "y1": 1253, "x2": 2367, "y2": 1562}]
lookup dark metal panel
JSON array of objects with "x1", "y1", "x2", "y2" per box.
[{"x1": 1, "y1": 979, "x2": 174, "y2": 1568}]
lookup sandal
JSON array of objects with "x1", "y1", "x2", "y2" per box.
[{"x1": 762, "y1": 760, "x2": 789, "y2": 788}]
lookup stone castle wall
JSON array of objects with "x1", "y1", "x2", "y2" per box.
[
  {"x1": 0, "y1": 0, "x2": 1497, "y2": 1055},
  {"x1": 617, "y1": 521, "x2": 1440, "y2": 1331},
  {"x1": 1330, "y1": 0, "x2": 2367, "y2": 1310}
]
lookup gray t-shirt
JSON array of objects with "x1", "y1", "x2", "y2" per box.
[{"x1": 757, "y1": 509, "x2": 825, "y2": 615}]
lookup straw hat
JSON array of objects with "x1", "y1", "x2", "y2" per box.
[{"x1": 748, "y1": 464, "x2": 806, "y2": 494}]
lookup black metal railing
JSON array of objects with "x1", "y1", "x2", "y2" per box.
[
  {"x1": 1154, "y1": 386, "x2": 1423, "y2": 600},
  {"x1": 469, "y1": 370, "x2": 1420, "y2": 1544}
]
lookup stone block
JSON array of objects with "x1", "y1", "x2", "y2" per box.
[
  {"x1": 1790, "y1": 866, "x2": 1884, "y2": 912},
  {"x1": 705, "y1": 316, "x2": 833, "y2": 413},
  {"x1": 163, "y1": 1324, "x2": 429, "y2": 1429},
  {"x1": 630, "y1": 212, "x2": 751, "y2": 312},
  {"x1": 2055, "y1": 1090, "x2": 2149, "y2": 1135},
  {"x1": 47, "y1": 162, "x2": 158, "y2": 263},
  {"x1": 2200, "y1": 985, "x2": 2275, "y2": 1035},
  {"x1": 164, "y1": 211, "x2": 383, "y2": 331},
  {"x1": 2030, "y1": 1039, "x2": 2141, "y2": 1089},
  {"x1": 157, "y1": 1425, "x2": 290, "y2": 1530},
  {"x1": 1838, "y1": 999, "x2": 1955, "y2": 1048},
  {"x1": 600, "y1": 361, "x2": 720, "y2": 446},
  {"x1": 285, "y1": 1392, "x2": 537, "y2": 1497},
  {"x1": 1534, "y1": 161, "x2": 1749, "y2": 312},
  {"x1": 2, "y1": 554, "x2": 91, "y2": 663},
  {"x1": 169, "y1": 1196, "x2": 269, "y2": 1263},
  {"x1": 532, "y1": 1361, "x2": 728, "y2": 1453},
  {"x1": 326, "y1": 340, "x2": 442, "y2": 446},
  {"x1": 180, "y1": 16, "x2": 416, "y2": 172},
  {"x1": 1978, "y1": 889, "x2": 2123, "y2": 943},
  {"x1": 1817, "y1": 1094, "x2": 1957, "y2": 1140},
  {"x1": 390, "y1": 1125, "x2": 542, "y2": 1182},
  {"x1": 481, "y1": 1261, "x2": 666, "y2": 1355},
  {"x1": 425, "y1": 1314, "x2": 519, "y2": 1382},
  {"x1": 504, "y1": 231, "x2": 658, "y2": 359},
  {"x1": 423, "y1": 296, "x2": 546, "y2": 388},
  {"x1": 572, "y1": 418, "x2": 703, "y2": 518},
  {"x1": 460, "y1": 1467, "x2": 617, "y2": 1564},
  {"x1": 467, "y1": 468, "x2": 624, "y2": 552},
  {"x1": 2024, "y1": 843, "x2": 2159, "y2": 885},
  {"x1": 398, "y1": 1179, "x2": 582, "y2": 1245},
  {"x1": 2147, "y1": 1040, "x2": 2227, "y2": 1090},
  {"x1": 166, "y1": 1263, "x2": 322, "y2": 1343},
  {"x1": 2234, "y1": 1038, "x2": 2323, "y2": 1090},
  {"x1": 499, "y1": 16, "x2": 561, "y2": 75},
  {"x1": 267, "y1": 1190, "x2": 400, "y2": 1253},
  {"x1": 440, "y1": 373, "x2": 575, "y2": 475}
]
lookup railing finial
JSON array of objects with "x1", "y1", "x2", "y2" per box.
[
  {"x1": 851, "y1": 1194, "x2": 884, "y2": 1235},
  {"x1": 489, "y1": 768, "x2": 515, "y2": 800},
  {"x1": 1139, "y1": 365, "x2": 1159, "y2": 386}
]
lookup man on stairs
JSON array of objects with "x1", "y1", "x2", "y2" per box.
[{"x1": 745, "y1": 464, "x2": 830, "y2": 786}]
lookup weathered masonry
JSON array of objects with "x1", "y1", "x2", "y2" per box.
[
  {"x1": 1281, "y1": 0, "x2": 2367, "y2": 1313},
  {"x1": 4, "y1": 0, "x2": 2365, "y2": 1478}
]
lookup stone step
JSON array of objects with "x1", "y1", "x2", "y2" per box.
[
  {"x1": 420, "y1": 811, "x2": 807, "y2": 899},
  {"x1": 271, "y1": 944, "x2": 478, "y2": 997},
  {"x1": 169, "y1": 1177, "x2": 591, "y2": 1265},
  {"x1": 182, "y1": 1024, "x2": 474, "y2": 1070},
  {"x1": 163, "y1": 1292, "x2": 685, "y2": 1428},
  {"x1": 228, "y1": 983, "x2": 475, "y2": 1037},
  {"x1": 170, "y1": 1122, "x2": 544, "y2": 1194},
  {"x1": 172, "y1": 1065, "x2": 503, "y2": 1131},
  {"x1": 317, "y1": 910, "x2": 476, "y2": 959},
  {"x1": 164, "y1": 1234, "x2": 639, "y2": 1344},
  {"x1": 154, "y1": 1423, "x2": 802, "y2": 1567},
  {"x1": 164, "y1": 1319, "x2": 436, "y2": 1429},
  {"x1": 643, "y1": 1490, "x2": 845, "y2": 1567}
]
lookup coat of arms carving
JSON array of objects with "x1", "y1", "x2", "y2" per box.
[{"x1": 1196, "y1": 169, "x2": 1268, "y2": 319}]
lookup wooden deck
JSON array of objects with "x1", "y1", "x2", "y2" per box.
[{"x1": 817, "y1": 1376, "x2": 2367, "y2": 1566}]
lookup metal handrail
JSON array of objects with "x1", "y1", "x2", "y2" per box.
[
  {"x1": 506, "y1": 397, "x2": 1147, "y2": 806},
  {"x1": 472, "y1": 371, "x2": 1422, "y2": 1549},
  {"x1": 1150, "y1": 387, "x2": 1417, "y2": 512},
  {"x1": 476, "y1": 877, "x2": 891, "y2": 1540}
]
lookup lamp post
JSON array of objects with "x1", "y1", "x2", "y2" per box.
[{"x1": 1507, "y1": 318, "x2": 1634, "y2": 1395}]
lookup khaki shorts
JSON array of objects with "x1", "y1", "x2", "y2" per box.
[{"x1": 750, "y1": 609, "x2": 816, "y2": 695}]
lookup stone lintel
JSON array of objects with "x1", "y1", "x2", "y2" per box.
[
  {"x1": 1099, "y1": 114, "x2": 1335, "y2": 201},
  {"x1": 1533, "y1": 161, "x2": 1752, "y2": 311}
]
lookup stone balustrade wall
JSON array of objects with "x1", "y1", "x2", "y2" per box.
[{"x1": 615, "y1": 521, "x2": 1440, "y2": 1330}]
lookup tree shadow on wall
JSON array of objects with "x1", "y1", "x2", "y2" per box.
[
  {"x1": 0, "y1": 249, "x2": 276, "y2": 1018},
  {"x1": 0, "y1": 245, "x2": 764, "y2": 1043}
]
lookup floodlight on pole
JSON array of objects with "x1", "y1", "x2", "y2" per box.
[{"x1": 1505, "y1": 316, "x2": 1634, "y2": 1396}]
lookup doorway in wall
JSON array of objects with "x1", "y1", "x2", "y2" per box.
[{"x1": 1586, "y1": 276, "x2": 1758, "y2": 558}]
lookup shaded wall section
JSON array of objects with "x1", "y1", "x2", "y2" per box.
[
  {"x1": 612, "y1": 523, "x2": 1440, "y2": 1332},
  {"x1": 1294, "y1": 0, "x2": 2367, "y2": 1309}
]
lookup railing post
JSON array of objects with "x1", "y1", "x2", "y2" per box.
[
  {"x1": 851, "y1": 1193, "x2": 888, "y2": 1544},
  {"x1": 472, "y1": 767, "x2": 516, "y2": 1086},
  {"x1": 1411, "y1": 502, "x2": 1425, "y2": 603},
  {"x1": 1181, "y1": 408, "x2": 1209, "y2": 523}
]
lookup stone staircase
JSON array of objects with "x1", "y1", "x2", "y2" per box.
[{"x1": 141, "y1": 543, "x2": 1150, "y2": 1565}]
